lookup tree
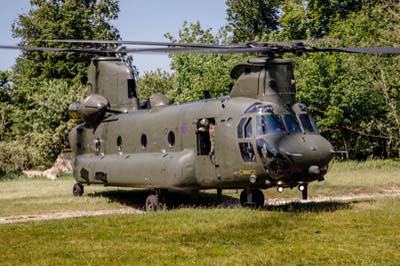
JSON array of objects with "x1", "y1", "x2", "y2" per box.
[
  {"x1": 12, "y1": 0, "x2": 120, "y2": 82},
  {"x1": 164, "y1": 21, "x2": 247, "y2": 103},
  {"x1": 225, "y1": 0, "x2": 281, "y2": 42},
  {"x1": 294, "y1": 1, "x2": 400, "y2": 158},
  {"x1": 137, "y1": 70, "x2": 176, "y2": 102},
  {"x1": 306, "y1": 0, "x2": 362, "y2": 38},
  {"x1": 279, "y1": 0, "x2": 308, "y2": 40},
  {"x1": 0, "y1": 71, "x2": 12, "y2": 141},
  {"x1": 0, "y1": 0, "x2": 121, "y2": 174}
]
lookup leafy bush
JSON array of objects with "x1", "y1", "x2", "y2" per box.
[
  {"x1": 0, "y1": 79, "x2": 84, "y2": 175},
  {"x1": 0, "y1": 141, "x2": 30, "y2": 177}
]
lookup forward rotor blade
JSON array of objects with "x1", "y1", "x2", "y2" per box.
[
  {"x1": 0, "y1": 44, "x2": 270, "y2": 55},
  {"x1": 46, "y1": 39, "x2": 247, "y2": 49},
  {"x1": 0, "y1": 44, "x2": 115, "y2": 53},
  {"x1": 2, "y1": 43, "x2": 400, "y2": 56},
  {"x1": 306, "y1": 46, "x2": 400, "y2": 54}
]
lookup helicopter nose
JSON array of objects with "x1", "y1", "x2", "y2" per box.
[{"x1": 278, "y1": 134, "x2": 334, "y2": 174}]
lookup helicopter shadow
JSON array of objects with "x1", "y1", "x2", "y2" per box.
[
  {"x1": 88, "y1": 189, "x2": 364, "y2": 213},
  {"x1": 88, "y1": 189, "x2": 239, "y2": 210},
  {"x1": 264, "y1": 200, "x2": 355, "y2": 213}
]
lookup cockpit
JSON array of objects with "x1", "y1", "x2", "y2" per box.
[
  {"x1": 244, "y1": 103, "x2": 318, "y2": 135},
  {"x1": 236, "y1": 102, "x2": 333, "y2": 185}
]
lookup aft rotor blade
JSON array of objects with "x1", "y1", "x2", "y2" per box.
[
  {"x1": 119, "y1": 46, "x2": 273, "y2": 54},
  {"x1": 2, "y1": 43, "x2": 400, "y2": 56},
  {"x1": 46, "y1": 39, "x2": 247, "y2": 49}
]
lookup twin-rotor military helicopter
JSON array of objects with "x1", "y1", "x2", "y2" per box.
[{"x1": 2, "y1": 40, "x2": 400, "y2": 210}]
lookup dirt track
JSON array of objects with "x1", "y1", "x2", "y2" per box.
[
  {"x1": 0, "y1": 208, "x2": 144, "y2": 225},
  {"x1": 1, "y1": 190, "x2": 399, "y2": 225}
]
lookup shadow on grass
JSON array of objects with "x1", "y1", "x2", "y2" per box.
[
  {"x1": 88, "y1": 189, "x2": 369, "y2": 213},
  {"x1": 88, "y1": 189, "x2": 238, "y2": 210},
  {"x1": 264, "y1": 201, "x2": 353, "y2": 213}
]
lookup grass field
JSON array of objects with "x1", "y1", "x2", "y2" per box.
[{"x1": 0, "y1": 160, "x2": 399, "y2": 265}]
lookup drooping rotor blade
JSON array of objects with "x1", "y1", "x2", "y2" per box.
[
  {"x1": 0, "y1": 44, "x2": 116, "y2": 53},
  {"x1": 45, "y1": 39, "x2": 247, "y2": 49},
  {"x1": 0, "y1": 44, "x2": 272, "y2": 55},
  {"x1": 2, "y1": 43, "x2": 400, "y2": 56}
]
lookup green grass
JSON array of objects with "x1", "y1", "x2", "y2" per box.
[
  {"x1": 0, "y1": 175, "x2": 136, "y2": 217},
  {"x1": 0, "y1": 197, "x2": 399, "y2": 265},
  {"x1": 0, "y1": 160, "x2": 399, "y2": 265},
  {"x1": 0, "y1": 160, "x2": 399, "y2": 217},
  {"x1": 268, "y1": 159, "x2": 400, "y2": 199}
]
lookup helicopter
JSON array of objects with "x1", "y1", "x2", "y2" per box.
[{"x1": 2, "y1": 40, "x2": 400, "y2": 211}]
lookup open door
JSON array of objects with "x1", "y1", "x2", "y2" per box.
[{"x1": 195, "y1": 118, "x2": 217, "y2": 185}]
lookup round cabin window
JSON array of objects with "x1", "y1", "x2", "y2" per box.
[
  {"x1": 94, "y1": 138, "x2": 101, "y2": 154},
  {"x1": 141, "y1": 134, "x2": 147, "y2": 149},
  {"x1": 168, "y1": 131, "x2": 175, "y2": 147},
  {"x1": 117, "y1": 136, "x2": 123, "y2": 152}
]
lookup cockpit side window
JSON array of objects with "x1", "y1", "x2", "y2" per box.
[
  {"x1": 244, "y1": 118, "x2": 253, "y2": 138},
  {"x1": 237, "y1": 117, "x2": 247, "y2": 138},
  {"x1": 284, "y1": 114, "x2": 301, "y2": 134},
  {"x1": 237, "y1": 117, "x2": 253, "y2": 139},
  {"x1": 256, "y1": 115, "x2": 286, "y2": 135},
  {"x1": 299, "y1": 114, "x2": 318, "y2": 133}
]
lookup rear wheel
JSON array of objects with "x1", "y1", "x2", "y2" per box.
[
  {"x1": 145, "y1": 194, "x2": 159, "y2": 212},
  {"x1": 73, "y1": 183, "x2": 84, "y2": 197},
  {"x1": 240, "y1": 189, "x2": 265, "y2": 208}
]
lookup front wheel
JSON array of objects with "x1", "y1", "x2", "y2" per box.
[
  {"x1": 301, "y1": 184, "x2": 308, "y2": 200},
  {"x1": 240, "y1": 189, "x2": 265, "y2": 208}
]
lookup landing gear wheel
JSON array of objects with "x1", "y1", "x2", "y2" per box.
[
  {"x1": 216, "y1": 188, "x2": 222, "y2": 203},
  {"x1": 302, "y1": 184, "x2": 308, "y2": 200},
  {"x1": 73, "y1": 183, "x2": 84, "y2": 197},
  {"x1": 145, "y1": 194, "x2": 159, "y2": 212},
  {"x1": 240, "y1": 189, "x2": 265, "y2": 208}
]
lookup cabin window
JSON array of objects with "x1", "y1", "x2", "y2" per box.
[
  {"x1": 117, "y1": 136, "x2": 123, "y2": 152},
  {"x1": 168, "y1": 131, "x2": 175, "y2": 147},
  {"x1": 94, "y1": 138, "x2": 101, "y2": 155},
  {"x1": 239, "y1": 142, "x2": 256, "y2": 162},
  {"x1": 127, "y1": 78, "x2": 137, "y2": 98},
  {"x1": 256, "y1": 115, "x2": 286, "y2": 135},
  {"x1": 141, "y1": 134, "x2": 147, "y2": 149}
]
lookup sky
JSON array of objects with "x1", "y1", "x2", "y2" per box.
[{"x1": 0, "y1": 0, "x2": 228, "y2": 75}]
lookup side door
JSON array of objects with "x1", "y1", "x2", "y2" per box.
[{"x1": 195, "y1": 118, "x2": 218, "y2": 185}]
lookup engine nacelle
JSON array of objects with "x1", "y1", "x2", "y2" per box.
[{"x1": 69, "y1": 94, "x2": 109, "y2": 126}]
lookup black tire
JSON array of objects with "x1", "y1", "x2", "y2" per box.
[
  {"x1": 145, "y1": 194, "x2": 159, "y2": 212},
  {"x1": 302, "y1": 184, "x2": 308, "y2": 200},
  {"x1": 73, "y1": 183, "x2": 84, "y2": 197},
  {"x1": 240, "y1": 189, "x2": 265, "y2": 208}
]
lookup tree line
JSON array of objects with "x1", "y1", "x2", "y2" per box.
[{"x1": 0, "y1": 0, "x2": 399, "y2": 176}]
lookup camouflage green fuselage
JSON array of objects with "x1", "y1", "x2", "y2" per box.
[{"x1": 70, "y1": 96, "x2": 333, "y2": 190}]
